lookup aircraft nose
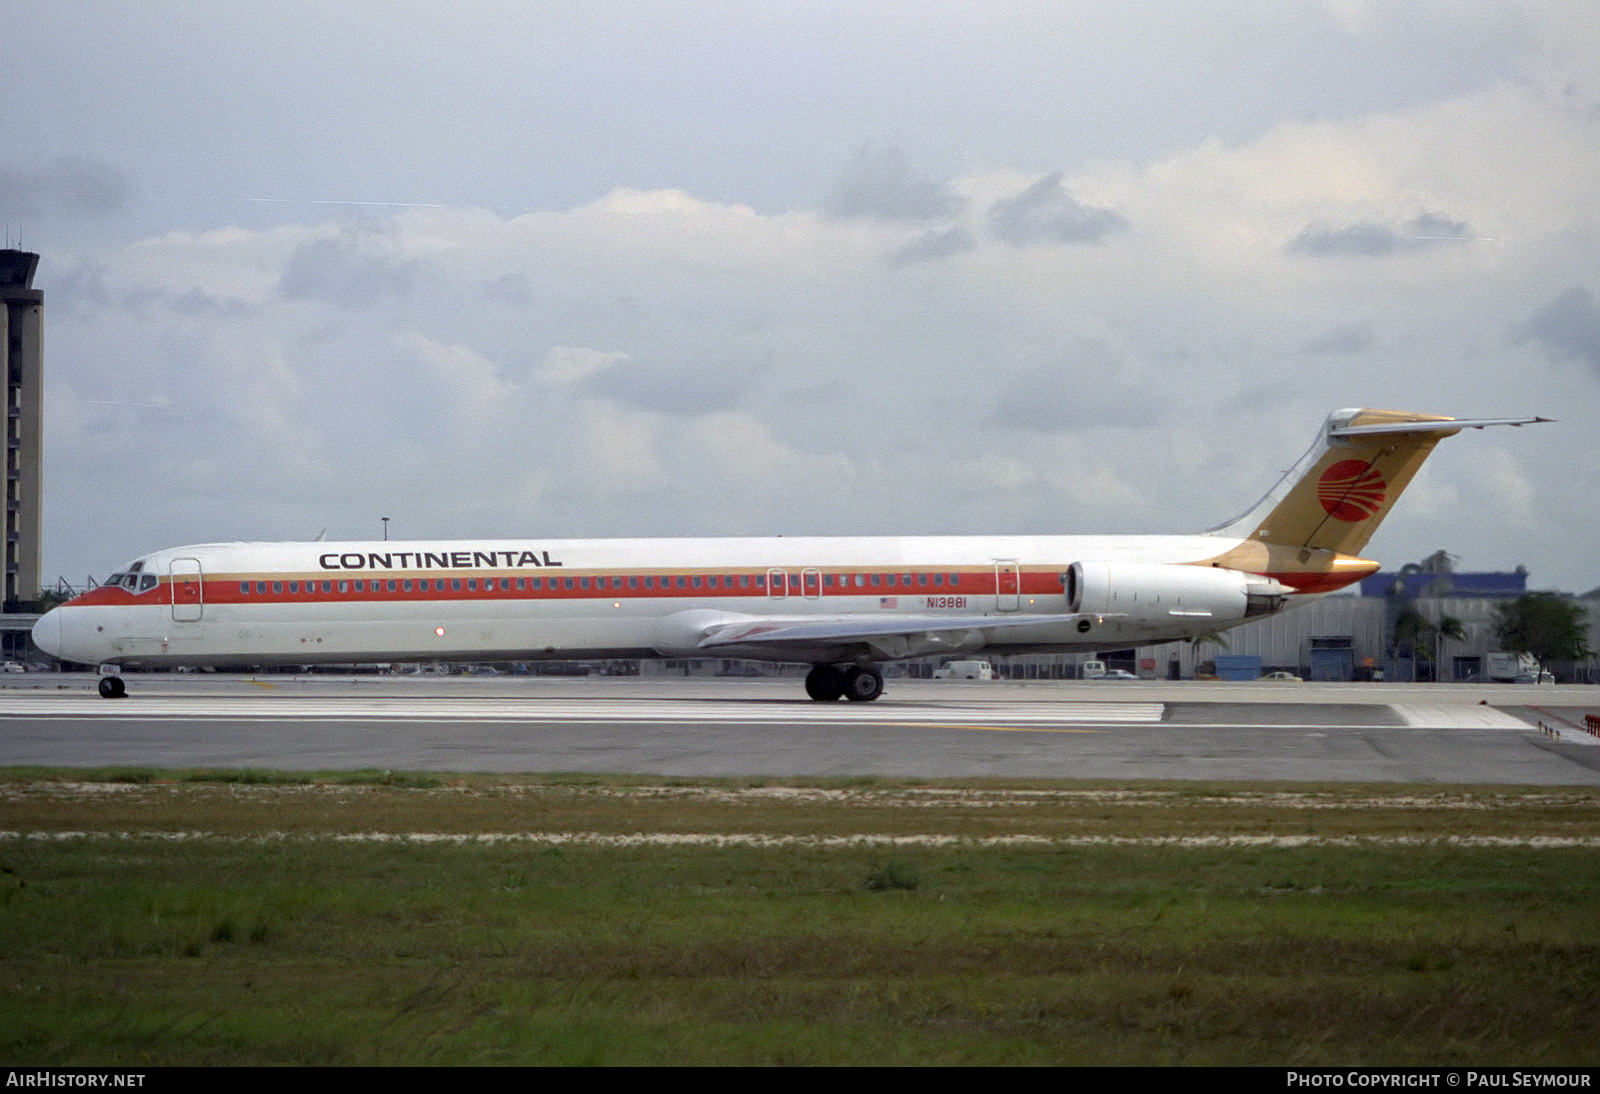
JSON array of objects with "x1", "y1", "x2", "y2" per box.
[{"x1": 32, "y1": 607, "x2": 62, "y2": 659}]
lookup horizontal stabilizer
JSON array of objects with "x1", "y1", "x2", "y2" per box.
[{"x1": 1329, "y1": 416, "x2": 1552, "y2": 439}]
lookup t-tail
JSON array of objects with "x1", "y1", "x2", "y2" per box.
[{"x1": 1201, "y1": 408, "x2": 1549, "y2": 594}]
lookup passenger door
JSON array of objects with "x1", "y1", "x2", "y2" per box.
[
  {"x1": 170, "y1": 558, "x2": 204, "y2": 622},
  {"x1": 994, "y1": 560, "x2": 1020, "y2": 612}
]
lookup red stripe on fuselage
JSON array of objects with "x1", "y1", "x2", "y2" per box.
[{"x1": 66, "y1": 567, "x2": 1070, "y2": 609}]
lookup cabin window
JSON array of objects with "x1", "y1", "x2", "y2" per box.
[
  {"x1": 402, "y1": 580, "x2": 412, "y2": 592},
  {"x1": 530, "y1": 577, "x2": 542, "y2": 590},
  {"x1": 288, "y1": 581, "x2": 299, "y2": 593},
  {"x1": 870, "y1": 574, "x2": 881, "y2": 587},
  {"x1": 338, "y1": 581, "x2": 348, "y2": 594},
  {"x1": 564, "y1": 577, "x2": 575, "y2": 590},
  {"x1": 386, "y1": 580, "x2": 397, "y2": 592},
  {"x1": 256, "y1": 582, "x2": 267, "y2": 594},
  {"x1": 676, "y1": 576, "x2": 687, "y2": 589},
  {"x1": 755, "y1": 575, "x2": 765, "y2": 589},
  {"x1": 468, "y1": 579, "x2": 479, "y2": 591},
  {"x1": 239, "y1": 582, "x2": 249, "y2": 594},
  {"x1": 628, "y1": 576, "x2": 638, "y2": 590},
  {"x1": 918, "y1": 574, "x2": 928, "y2": 586},
  {"x1": 933, "y1": 574, "x2": 944, "y2": 586},
  {"x1": 949, "y1": 573, "x2": 960, "y2": 586},
  {"x1": 354, "y1": 581, "x2": 365, "y2": 593},
  {"x1": 691, "y1": 576, "x2": 702, "y2": 589},
  {"x1": 517, "y1": 578, "x2": 527, "y2": 591}
]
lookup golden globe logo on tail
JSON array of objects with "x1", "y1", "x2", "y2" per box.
[{"x1": 1316, "y1": 460, "x2": 1386, "y2": 522}]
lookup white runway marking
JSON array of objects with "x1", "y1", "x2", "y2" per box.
[
  {"x1": 1391, "y1": 704, "x2": 1532, "y2": 730},
  {"x1": 0, "y1": 696, "x2": 1165, "y2": 726}
]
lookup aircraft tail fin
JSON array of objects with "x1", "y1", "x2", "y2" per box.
[{"x1": 1207, "y1": 408, "x2": 1548, "y2": 559}]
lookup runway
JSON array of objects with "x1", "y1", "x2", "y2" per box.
[{"x1": 2, "y1": 673, "x2": 1598, "y2": 784}]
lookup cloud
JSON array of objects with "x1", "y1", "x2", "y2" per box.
[
  {"x1": 576, "y1": 401, "x2": 667, "y2": 497},
  {"x1": 823, "y1": 144, "x2": 964, "y2": 221},
  {"x1": 536, "y1": 346, "x2": 629, "y2": 386},
  {"x1": 1287, "y1": 211, "x2": 1472, "y2": 257},
  {"x1": 482, "y1": 272, "x2": 533, "y2": 305},
  {"x1": 1300, "y1": 323, "x2": 1378, "y2": 355},
  {"x1": 1512, "y1": 286, "x2": 1600, "y2": 371},
  {"x1": 987, "y1": 345, "x2": 1166, "y2": 431},
  {"x1": 35, "y1": 76, "x2": 1600, "y2": 593},
  {"x1": 0, "y1": 154, "x2": 130, "y2": 221},
  {"x1": 887, "y1": 226, "x2": 975, "y2": 266},
  {"x1": 988, "y1": 172, "x2": 1128, "y2": 246},
  {"x1": 278, "y1": 224, "x2": 429, "y2": 306},
  {"x1": 579, "y1": 355, "x2": 757, "y2": 416},
  {"x1": 405, "y1": 334, "x2": 516, "y2": 420}
]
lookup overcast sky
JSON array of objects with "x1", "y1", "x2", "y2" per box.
[{"x1": 5, "y1": 1, "x2": 1599, "y2": 591}]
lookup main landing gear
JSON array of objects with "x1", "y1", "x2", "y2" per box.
[
  {"x1": 805, "y1": 663, "x2": 884, "y2": 702},
  {"x1": 97, "y1": 675, "x2": 127, "y2": 699}
]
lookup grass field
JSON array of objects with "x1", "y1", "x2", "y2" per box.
[{"x1": 2, "y1": 770, "x2": 1598, "y2": 1065}]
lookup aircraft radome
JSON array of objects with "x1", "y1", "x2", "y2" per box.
[{"x1": 33, "y1": 408, "x2": 1547, "y2": 701}]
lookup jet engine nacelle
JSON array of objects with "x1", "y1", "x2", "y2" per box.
[{"x1": 1066, "y1": 561, "x2": 1286, "y2": 626}]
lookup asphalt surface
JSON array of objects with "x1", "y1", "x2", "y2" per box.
[{"x1": 2, "y1": 673, "x2": 1598, "y2": 784}]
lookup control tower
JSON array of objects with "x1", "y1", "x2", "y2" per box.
[{"x1": 0, "y1": 250, "x2": 42, "y2": 607}]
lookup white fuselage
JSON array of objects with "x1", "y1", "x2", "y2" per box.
[{"x1": 34, "y1": 532, "x2": 1294, "y2": 670}]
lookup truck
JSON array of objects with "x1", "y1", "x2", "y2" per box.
[
  {"x1": 1485, "y1": 651, "x2": 1539, "y2": 683},
  {"x1": 933, "y1": 660, "x2": 993, "y2": 680}
]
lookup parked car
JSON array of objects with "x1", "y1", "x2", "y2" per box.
[
  {"x1": 1087, "y1": 669, "x2": 1139, "y2": 681},
  {"x1": 1260, "y1": 671, "x2": 1303, "y2": 682}
]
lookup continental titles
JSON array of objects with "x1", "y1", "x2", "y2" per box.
[{"x1": 318, "y1": 550, "x2": 563, "y2": 571}]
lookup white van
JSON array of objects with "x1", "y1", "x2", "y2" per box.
[{"x1": 933, "y1": 660, "x2": 993, "y2": 680}]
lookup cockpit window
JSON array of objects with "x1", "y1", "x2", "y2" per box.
[
  {"x1": 121, "y1": 574, "x2": 140, "y2": 591},
  {"x1": 128, "y1": 561, "x2": 144, "y2": 573},
  {"x1": 104, "y1": 573, "x2": 125, "y2": 588},
  {"x1": 139, "y1": 574, "x2": 159, "y2": 593}
]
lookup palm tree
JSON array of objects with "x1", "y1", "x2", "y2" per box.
[
  {"x1": 1435, "y1": 615, "x2": 1466, "y2": 681},
  {"x1": 1188, "y1": 630, "x2": 1230, "y2": 678},
  {"x1": 1392, "y1": 606, "x2": 1435, "y2": 681}
]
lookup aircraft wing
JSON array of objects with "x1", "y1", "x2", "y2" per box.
[{"x1": 697, "y1": 612, "x2": 1096, "y2": 662}]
